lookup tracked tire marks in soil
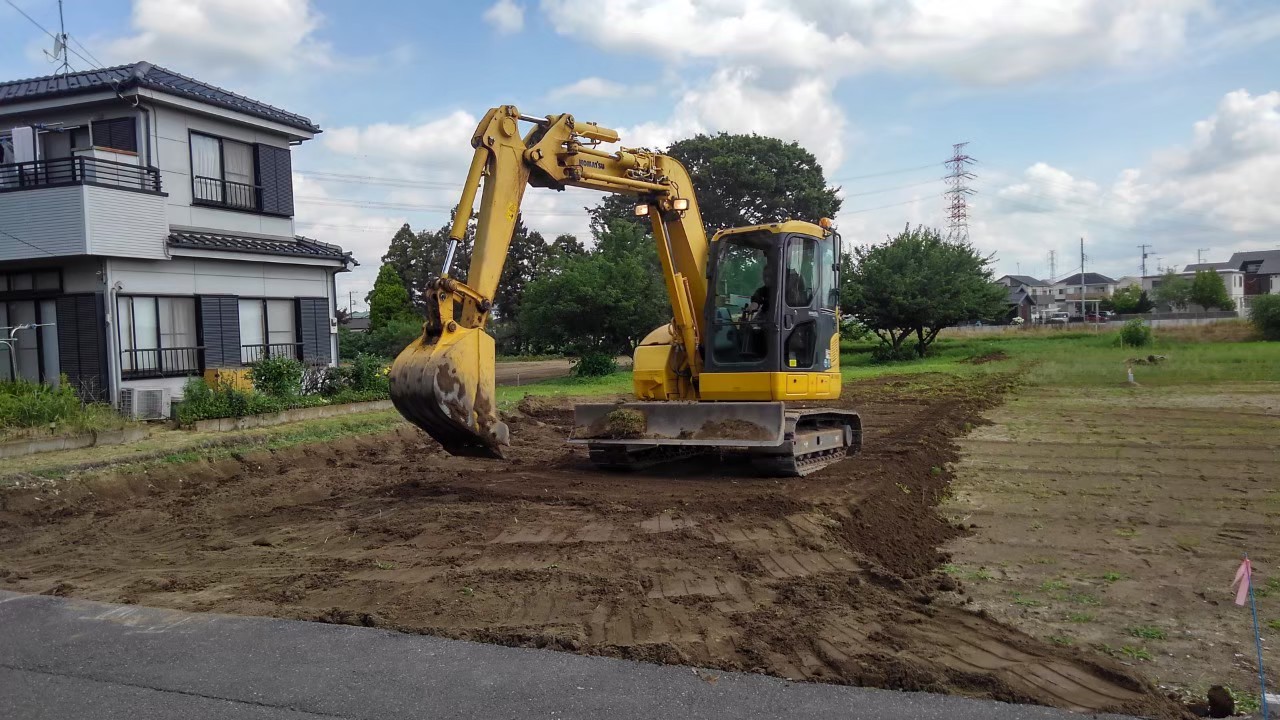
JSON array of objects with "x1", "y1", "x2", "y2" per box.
[{"x1": 0, "y1": 374, "x2": 1189, "y2": 718}]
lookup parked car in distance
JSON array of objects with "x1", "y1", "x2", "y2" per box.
[
  {"x1": 1047, "y1": 311, "x2": 1070, "y2": 325},
  {"x1": 1085, "y1": 313, "x2": 1110, "y2": 322}
]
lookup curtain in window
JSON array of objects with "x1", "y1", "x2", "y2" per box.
[
  {"x1": 267, "y1": 299, "x2": 295, "y2": 351},
  {"x1": 191, "y1": 134, "x2": 223, "y2": 202},
  {"x1": 239, "y1": 299, "x2": 264, "y2": 363},
  {"x1": 223, "y1": 141, "x2": 254, "y2": 186},
  {"x1": 159, "y1": 297, "x2": 196, "y2": 348},
  {"x1": 11, "y1": 301, "x2": 40, "y2": 383}
]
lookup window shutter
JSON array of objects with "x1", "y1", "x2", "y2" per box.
[
  {"x1": 90, "y1": 118, "x2": 138, "y2": 153},
  {"x1": 296, "y1": 297, "x2": 331, "y2": 364},
  {"x1": 56, "y1": 293, "x2": 109, "y2": 401},
  {"x1": 254, "y1": 144, "x2": 294, "y2": 216},
  {"x1": 198, "y1": 296, "x2": 241, "y2": 367}
]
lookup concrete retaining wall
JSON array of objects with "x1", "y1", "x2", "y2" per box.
[
  {"x1": 184, "y1": 399, "x2": 394, "y2": 432},
  {"x1": 0, "y1": 426, "x2": 150, "y2": 459}
]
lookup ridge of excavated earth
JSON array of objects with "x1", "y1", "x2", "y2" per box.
[{"x1": 0, "y1": 373, "x2": 1191, "y2": 719}]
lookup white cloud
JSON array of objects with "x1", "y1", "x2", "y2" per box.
[
  {"x1": 103, "y1": 0, "x2": 335, "y2": 78},
  {"x1": 548, "y1": 77, "x2": 631, "y2": 100},
  {"x1": 540, "y1": 0, "x2": 1210, "y2": 85},
  {"x1": 942, "y1": 89, "x2": 1280, "y2": 280},
  {"x1": 618, "y1": 67, "x2": 848, "y2": 169},
  {"x1": 484, "y1": 0, "x2": 525, "y2": 34},
  {"x1": 323, "y1": 111, "x2": 479, "y2": 167}
]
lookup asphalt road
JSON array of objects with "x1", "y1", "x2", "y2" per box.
[{"x1": 0, "y1": 590, "x2": 1140, "y2": 720}]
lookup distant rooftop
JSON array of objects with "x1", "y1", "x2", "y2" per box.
[
  {"x1": 1057, "y1": 272, "x2": 1116, "y2": 286},
  {"x1": 1182, "y1": 262, "x2": 1234, "y2": 272},
  {"x1": 1000, "y1": 274, "x2": 1048, "y2": 287},
  {"x1": 1227, "y1": 250, "x2": 1280, "y2": 275},
  {"x1": 0, "y1": 62, "x2": 320, "y2": 134}
]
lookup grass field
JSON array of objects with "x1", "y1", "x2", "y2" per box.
[
  {"x1": 841, "y1": 324, "x2": 1280, "y2": 387},
  {"x1": 936, "y1": 322, "x2": 1280, "y2": 702}
]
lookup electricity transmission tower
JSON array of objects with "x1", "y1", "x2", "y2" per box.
[{"x1": 944, "y1": 142, "x2": 976, "y2": 242}]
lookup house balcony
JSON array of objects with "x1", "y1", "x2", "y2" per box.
[{"x1": 0, "y1": 156, "x2": 168, "y2": 262}]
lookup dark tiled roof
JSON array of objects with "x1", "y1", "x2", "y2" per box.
[
  {"x1": 168, "y1": 231, "x2": 354, "y2": 264},
  {"x1": 1183, "y1": 262, "x2": 1233, "y2": 272},
  {"x1": 0, "y1": 62, "x2": 320, "y2": 134},
  {"x1": 1001, "y1": 274, "x2": 1048, "y2": 287},
  {"x1": 1006, "y1": 288, "x2": 1035, "y2": 305},
  {"x1": 1057, "y1": 272, "x2": 1116, "y2": 285},
  {"x1": 1227, "y1": 250, "x2": 1280, "y2": 275}
]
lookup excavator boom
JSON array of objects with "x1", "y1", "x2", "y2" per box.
[{"x1": 390, "y1": 106, "x2": 710, "y2": 458}]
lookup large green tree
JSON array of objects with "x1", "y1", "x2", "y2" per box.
[
  {"x1": 1153, "y1": 270, "x2": 1193, "y2": 311},
  {"x1": 517, "y1": 221, "x2": 669, "y2": 355},
  {"x1": 842, "y1": 225, "x2": 1007, "y2": 358},
  {"x1": 367, "y1": 264, "x2": 416, "y2": 331},
  {"x1": 1189, "y1": 269, "x2": 1235, "y2": 311},
  {"x1": 588, "y1": 132, "x2": 842, "y2": 234}
]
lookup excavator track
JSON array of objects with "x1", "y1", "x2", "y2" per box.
[{"x1": 572, "y1": 404, "x2": 861, "y2": 478}]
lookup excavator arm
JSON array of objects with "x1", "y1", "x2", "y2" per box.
[{"x1": 389, "y1": 106, "x2": 711, "y2": 457}]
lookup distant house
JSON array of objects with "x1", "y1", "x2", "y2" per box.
[
  {"x1": 344, "y1": 311, "x2": 370, "y2": 333},
  {"x1": 1177, "y1": 251, "x2": 1280, "y2": 314},
  {"x1": 1051, "y1": 273, "x2": 1118, "y2": 316},
  {"x1": 997, "y1": 275, "x2": 1053, "y2": 320},
  {"x1": 0, "y1": 62, "x2": 356, "y2": 408}
]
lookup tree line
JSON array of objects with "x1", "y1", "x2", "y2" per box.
[{"x1": 342, "y1": 132, "x2": 1011, "y2": 363}]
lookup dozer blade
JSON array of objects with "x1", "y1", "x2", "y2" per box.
[
  {"x1": 389, "y1": 325, "x2": 509, "y2": 458},
  {"x1": 569, "y1": 403, "x2": 861, "y2": 477},
  {"x1": 570, "y1": 402, "x2": 786, "y2": 447}
]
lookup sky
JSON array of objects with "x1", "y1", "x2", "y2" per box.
[{"x1": 3, "y1": 0, "x2": 1280, "y2": 308}]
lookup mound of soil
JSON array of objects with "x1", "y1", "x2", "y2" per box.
[
  {"x1": 0, "y1": 371, "x2": 1189, "y2": 719},
  {"x1": 965, "y1": 351, "x2": 1010, "y2": 365}
]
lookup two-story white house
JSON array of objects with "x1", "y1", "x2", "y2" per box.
[
  {"x1": 0, "y1": 62, "x2": 354, "y2": 409},
  {"x1": 1049, "y1": 272, "x2": 1118, "y2": 317},
  {"x1": 1179, "y1": 251, "x2": 1280, "y2": 314}
]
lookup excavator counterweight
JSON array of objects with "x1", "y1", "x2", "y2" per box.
[{"x1": 388, "y1": 106, "x2": 862, "y2": 476}]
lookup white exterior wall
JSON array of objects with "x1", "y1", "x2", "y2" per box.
[
  {"x1": 84, "y1": 185, "x2": 168, "y2": 259},
  {"x1": 149, "y1": 106, "x2": 295, "y2": 238},
  {"x1": 110, "y1": 256, "x2": 331, "y2": 298},
  {"x1": 0, "y1": 185, "x2": 87, "y2": 260}
]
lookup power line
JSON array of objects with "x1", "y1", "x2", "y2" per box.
[
  {"x1": 67, "y1": 33, "x2": 105, "y2": 69},
  {"x1": 3, "y1": 0, "x2": 57, "y2": 40},
  {"x1": 844, "y1": 194, "x2": 944, "y2": 215},
  {"x1": 830, "y1": 162, "x2": 941, "y2": 182},
  {"x1": 0, "y1": 227, "x2": 58, "y2": 257},
  {"x1": 842, "y1": 177, "x2": 941, "y2": 199}
]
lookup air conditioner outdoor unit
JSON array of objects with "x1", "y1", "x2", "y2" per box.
[{"x1": 119, "y1": 387, "x2": 171, "y2": 421}]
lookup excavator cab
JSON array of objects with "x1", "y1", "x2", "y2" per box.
[{"x1": 702, "y1": 225, "x2": 841, "y2": 388}]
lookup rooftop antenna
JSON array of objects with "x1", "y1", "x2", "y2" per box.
[{"x1": 40, "y1": 1, "x2": 70, "y2": 74}]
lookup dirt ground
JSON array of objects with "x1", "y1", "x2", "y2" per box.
[
  {"x1": 943, "y1": 383, "x2": 1280, "y2": 706},
  {"x1": 0, "y1": 373, "x2": 1189, "y2": 718}
]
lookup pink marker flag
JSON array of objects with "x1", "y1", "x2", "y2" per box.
[{"x1": 1233, "y1": 557, "x2": 1253, "y2": 606}]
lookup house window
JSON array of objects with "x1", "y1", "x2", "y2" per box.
[
  {"x1": 191, "y1": 132, "x2": 258, "y2": 210},
  {"x1": 89, "y1": 118, "x2": 138, "y2": 153},
  {"x1": 117, "y1": 296, "x2": 200, "y2": 379},
  {"x1": 239, "y1": 298, "x2": 297, "y2": 364}
]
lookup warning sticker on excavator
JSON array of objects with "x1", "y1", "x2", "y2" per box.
[{"x1": 505, "y1": 202, "x2": 517, "y2": 220}]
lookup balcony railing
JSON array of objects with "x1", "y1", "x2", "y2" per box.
[
  {"x1": 194, "y1": 176, "x2": 260, "y2": 211},
  {"x1": 241, "y1": 342, "x2": 302, "y2": 365},
  {"x1": 0, "y1": 156, "x2": 162, "y2": 193},
  {"x1": 120, "y1": 346, "x2": 205, "y2": 380}
]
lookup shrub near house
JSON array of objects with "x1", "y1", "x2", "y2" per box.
[{"x1": 175, "y1": 355, "x2": 389, "y2": 424}]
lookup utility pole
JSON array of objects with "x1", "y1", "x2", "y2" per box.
[
  {"x1": 1138, "y1": 244, "x2": 1152, "y2": 277},
  {"x1": 1080, "y1": 237, "x2": 1087, "y2": 320},
  {"x1": 1197, "y1": 248, "x2": 1210, "y2": 265},
  {"x1": 944, "y1": 142, "x2": 976, "y2": 242}
]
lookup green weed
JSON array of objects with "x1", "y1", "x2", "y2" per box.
[
  {"x1": 1067, "y1": 613, "x2": 1094, "y2": 623},
  {"x1": 1040, "y1": 580, "x2": 1069, "y2": 592},
  {"x1": 1127, "y1": 626, "x2": 1167, "y2": 640},
  {"x1": 1102, "y1": 572, "x2": 1125, "y2": 583}
]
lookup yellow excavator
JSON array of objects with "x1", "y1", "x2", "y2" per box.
[{"x1": 389, "y1": 106, "x2": 861, "y2": 476}]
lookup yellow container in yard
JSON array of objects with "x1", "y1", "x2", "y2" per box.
[{"x1": 204, "y1": 368, "x2": 253, "y2": 392}]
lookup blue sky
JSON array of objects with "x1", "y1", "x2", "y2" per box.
[{"x1": 3, "y1": 0, "x2": 1279, "y2": 304}]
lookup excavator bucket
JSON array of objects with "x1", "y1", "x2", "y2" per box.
[{"x1": 389, "y1": 324, "x2": 509, "y2": 458}]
